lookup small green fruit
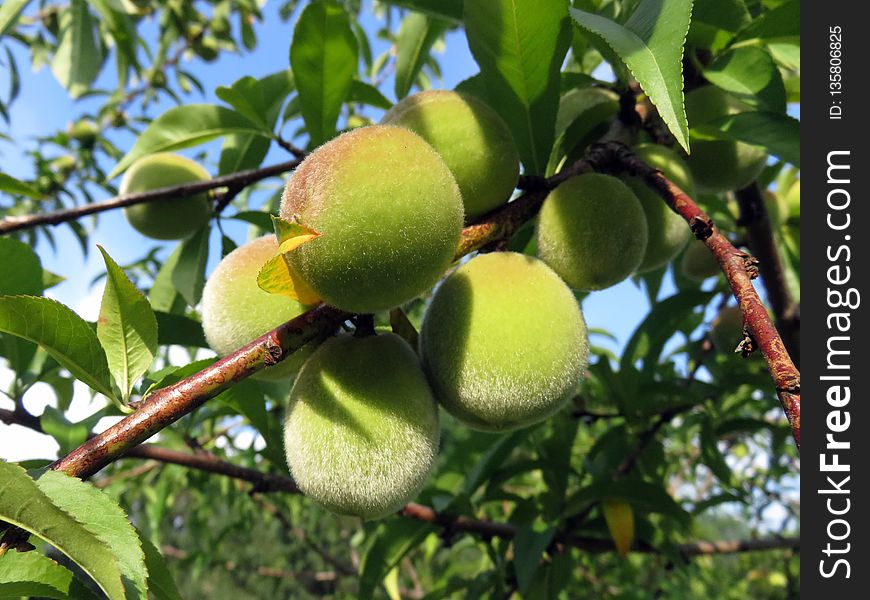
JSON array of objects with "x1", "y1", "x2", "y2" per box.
[
  {"x1": 280, "y1": 125, "x2": 463, "y2": 313},
  {"x1": 49, "y1": 155, "x2": 77, "y2": 177},
  {"x1": 710, "y1": 306, "x2": 744, "y2": 353},
  {"x1": 68, "y1": 119, "x2": 99, "y2": 147},
  {"x1": 284, "y1": 333, "x2": 439, "y2": 519},
  {"x1": 536, "y1": 173, "x2": 648, "y2": 291},
  {"x1": 193, "y1": 36, "x2": 220, "y2": 61},
  {"x1": 680, "y1": 241, "x2": 719, "y2": 282},
  {"x1": 201, "y1": 235, "x2": 318, "y2": 380},
  {"x1": 420, "y1": 252, "x2": 588, "y2": 431},
  {"x1": 622, "y1": 144, "x2": 694, "y2": 273},
  {"x1": 120, "y1": 153, "x2": 211, "y2": 240},
  {"x1": 382, "y1": 90, "x2": 519, "y2": 221},
  {"x1": 684, "y1": 86, "x2": 768, "y2": 193}
]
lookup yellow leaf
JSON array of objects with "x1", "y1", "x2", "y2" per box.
[
  {"x1": 257, "y1": 253, "x2": 321, "y2": 305},
  {"x1": 271, "y1": 214, "x2": 321, "y2": 252},
  {"x1": 602, "y1": 499, "x2": 634, "y2": 559}
]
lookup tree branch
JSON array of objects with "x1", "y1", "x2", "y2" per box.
[
  {"x1": 592, "y1": 142, "x2": 801, "y2": 448},
  {"x1": 0, "y1": 159, "x2": 301, "y2": 236},
  {"x1": 3, "y1": 386, "x2": 797, "y2": 559},
  {"x1": 50, "y1": 304, "x2": 349, "y2": 479},
  {"x1": 734, "y1": 183, "x2": 801, "y2": 367}
]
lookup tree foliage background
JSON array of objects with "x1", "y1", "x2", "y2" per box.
[{"x1": 0, "y1": 0, "x2": 800, "y2": 598}]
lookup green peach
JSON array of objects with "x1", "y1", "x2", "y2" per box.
[
  {"x1": 284, "y1": 333, "x2": 439, "y2": 519},
  {"x1": 419, "y1": 252, "x2": 588, "y2": 431},
  {"x1": 680, "y1": 241, "x2": 720, "y2": 282},
  {"x1": 622, "y1": 144, "x2": 694, "y2": 273},
  {"x1": 537, "y1": 173, "x2": 648, "y2": 291},
  {"x1": 381, "y1": 90, "x2": 519, "y2": 221},
  {"x1": 710, "y1": 306, "x2": 744, "y2": 354},
  {"x1": 121, "y1": 153, "x2": 211, "y2": 240},
  {"x1": 280, "y1": 125, "x2": 463, "y2": 313},
  {"x1": 685, "y1": 86, "x2": 768, "y2": 193},
  {"x1": 201, "y1": 235, "x2": 319, "y2": 380},
  {"x1": 68, "y1": 119, "x2": 99, "y2": 147}
]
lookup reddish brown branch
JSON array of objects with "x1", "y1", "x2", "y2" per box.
[
  {"x1": 600, "y1": 143, "x2": 801, "y2": 447},
  {"x1": 1, "y1": 406, "x2": 799, "y2": 557},
  {"x1": 50, "y1": 304, "x2": 349, "y2": 479},
  {"x1": 0, "y1": 159, "x2": 301, "y2": 235},
  {"x1": 114, "y1": 443, "x2": 799, "y2": 557},
  {"x1": 124, "y1": 445, "x2": 299, "y2": 494},
  {"x1": 734, "y1": 183, "x2": 801, "y2": 367}
]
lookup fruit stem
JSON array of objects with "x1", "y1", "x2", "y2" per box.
[{"x1": 351, "y1": 314, "x2": 376, "y2": 338}]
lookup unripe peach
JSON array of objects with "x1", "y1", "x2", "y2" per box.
[
  {"x1": 284, "y1": 333, "x2": 439, "y2": 519},
  {"x1": 382, "y1": 90, "x2": 519, "y2": 221},
  {"x1": 420, "y1": 252, "x2": 588, "y2": 431},
  {"x1": 710, "y1": 306, "x2": 744, "y2": 353},
  {"x1": 622, "y1": 144, "x2": 694, "y2": 273},
  {"x1": 680, "y1": 241, "x2": 720, "y2": 282},
  {"x1": 536, "y1": 173, "x2": 647, "y2": 291},
  {"x1": 201, "y1": 235, "x2": 318, "y2": 380},
  {"x1": 280, "y1": 125, "x2": 463, "y2": 313},
  {"x1": 121, "y1": 153, "x2": 211, "y2": 240},
  {"x1": 684, "y1": 86, "x2": 768, "y2": 193}
]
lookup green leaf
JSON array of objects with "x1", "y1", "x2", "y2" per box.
[
  {"x1": 216, "y1": 379, "x2": 284, "y2": 465},
  {"x1": 382, "y1": 0, "x2": 463, "y2": 22},
  {"x1": 734, "y1": 0, "x2": 799, "y2": 45},
  {"x1": 50, "y1": 0, "x2": 103, "y2": 99},
  {"x1": 43, "y1": 269, "x2": 66, "y2": 290},
  {"x1": 139, "y1": 535, "x2": 183, "y2": 600},
  {"x1": 149, "y1": 244, "x2": 184, "y2": 314},
  {"x1": 109, "y1": 105, "x2": 266, "y2": 178},
  {"x1": 703, "y1": 47, "x2": 786, "y2": 113},
  {"x1": 0, "y1": 296, "x2": 114, "y2": 399},
  {"x1": 358, "y1": 519, "x2": 436, "y2": 600},
  {"x1": 464, "y1": 0, "x2": 571, "y2": 174},
  {"x1": 0, "y1": 237, "x2": 43, "y2": 296},
  {"x1": 39, "y1": 405, "x2": 103, "y2": 455},
  {"x1": 219, "y1": 133, "x2": 271, "y2": 175},
  {"x1": 0, "y1": 549, "x2": 97, "y2": 600},
  {"x1": 154, "y1": 311, "x2": 208, "y2": 348},
  {"x1": 513, "y1": 524, "x2": 556, "y2": 594},
  {"x1": 394, "y1": 12, "x2": 448, "y2": 99},
  {"x1": 290, "y1": 0, "x2": 359, "y2": 146},
  {"x1": 621, "y1": 290, "x2": 714, "y2": 376},
  {"x1": 97, "y1": 247, "x2": 158, "y2": 400},
  {"x1": 37, "y1": 470, "x2": 148, "y2": 600},
  {"x1": 463, "y1": 430, "x2": 526, "y2": 497},
  {"x1": 687, "y1": 0, "x2": 749, "y2": 50},
  {"x1": 0, "y1": 462, "x2": 125, "y2": 599},
  {"x1": 563, "y1": 478, "x2": 690, "y2": 527},
  {"x1": 229, "y1": 210, "x2": 275, "y2": 232},
  {"x1": 570, "y1": 0, "x2": 693, "y2": 152},
  {"x1": 0, "y1": 0, "x2": 30, "y2": 37},
  {"x1": 694, "y1": 111, "x2": 800, "y2": 167},
  {"x1": 0, "y1": 172, "x2": 41, "y2": 198},
  {"x1": 216, "y1": 70, "x2": 295, "y2": 131},
  {"x1": 348, "y1": 80, "x2": 393, "y2": 110},
  {"x1": 171, "y1": 225, "x2": 210, "y2": 307}
]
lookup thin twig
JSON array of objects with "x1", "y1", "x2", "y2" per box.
[
  {"x1": 592, "y1": 142, "x2": 801, "y2": 448},
  {"x1": 2, "y1": 406, "x2": 798, "y2": 557},
  {"x1": 0, "y1": 159, "x2": 301, "y2": 235},
  {"x1": 734, "y1": 183, "x2": 800, "y2": 367}
]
